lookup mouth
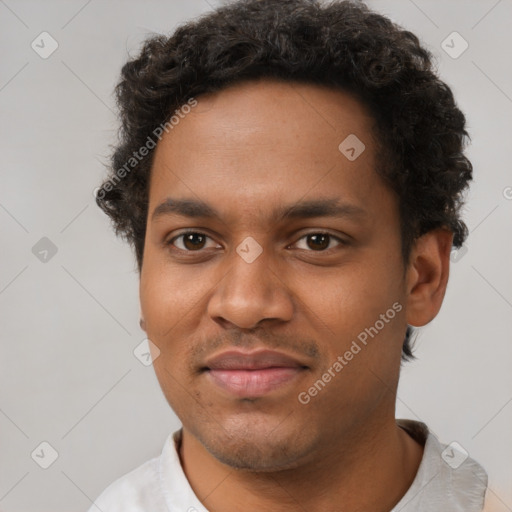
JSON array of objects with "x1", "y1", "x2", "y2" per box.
[{"x1": 202, "y1": 350, "x2": 309, "y2": 398}]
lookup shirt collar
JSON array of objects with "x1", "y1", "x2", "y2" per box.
[{"x1": 159, "y1": 421, "x2": 487, "y2": 512}]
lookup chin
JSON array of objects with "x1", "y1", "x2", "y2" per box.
[
  {"x1": 205, "y1": 437, "x2": 308, "y2": 472},
  {"x1": 192, "y1": 413, "x2": 318, "y2": 472}
]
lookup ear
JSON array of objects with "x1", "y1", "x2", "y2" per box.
[{"x1": 405, "y1": 229, "x2": 453, "y2": 327}]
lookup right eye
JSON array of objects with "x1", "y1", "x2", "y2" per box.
[{"x1": 167, "y1": 231, "x2": 220, "y2": 252}]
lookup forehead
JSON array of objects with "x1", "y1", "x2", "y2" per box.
[
  {"x1": 165, "y1": 78, "x2": 375, "y2": 152},
  {"x1": 148, "y1": 79, "x2": 385, "y2": 224}
]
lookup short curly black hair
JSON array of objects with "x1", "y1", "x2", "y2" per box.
[{"x1": 96, "y1": 0, "x2": 472, "y2": 360}]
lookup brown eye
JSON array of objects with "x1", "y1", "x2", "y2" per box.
[
  {"x1": 294, "y1": 232, "x2": 344, "y2": 252},
  {"x1": 306, "y1": 233, "x2": 330, "y2": 250},
  {"x1": 169, "y1": 231, "x2": 216, "y2": 251},
  {"x1": 182, "y1": 233, "x2": 206, "y2": 250}
]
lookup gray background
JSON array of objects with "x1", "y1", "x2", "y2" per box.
[{"x1": 1, "y1": 0, "x2": 511, "y2": 510}]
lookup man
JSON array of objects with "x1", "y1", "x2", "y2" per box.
[{"x1": 90, "y1": 0, "x2": 488, "y2": 510}]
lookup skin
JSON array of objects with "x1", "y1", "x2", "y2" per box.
[{"x1": 139, "y1": 78, "x2": 453, "y2": 511}]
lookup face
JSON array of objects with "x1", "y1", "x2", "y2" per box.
[{"x1": 140, "y1": 79, "x2": 410, "y2": 471}]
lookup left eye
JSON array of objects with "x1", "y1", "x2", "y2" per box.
[{"x1": 293, "y1": 233, "x2": 343, "y2": 251}]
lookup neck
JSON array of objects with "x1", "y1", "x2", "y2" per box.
[{"x1": 178, "y1": 416, "x2": 424, "y2": 512}]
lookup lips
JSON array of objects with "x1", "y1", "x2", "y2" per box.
[{"x1": 203, "y1": 350, "x2": 308, "y2": 398}]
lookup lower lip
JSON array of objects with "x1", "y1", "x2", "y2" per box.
[{"x1": 207, "y1": 367, "x2": 303, "y2": 397}]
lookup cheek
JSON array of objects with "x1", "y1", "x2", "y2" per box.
[
  {"x1": 302, "y1": 258, "x2": 402, "y2": 331},
  {"x1": 140, "y1": 255, "x2": 209, "y2": 332},
  {"x1": 139, "y1": 257, "x2": 220, "y2": 381},
  {"x1": 301, "y1": 265, "x2": 406, "y2": 385},
  {"x1": 297, "y1": 264, "x2": 405, "y2": 405}
]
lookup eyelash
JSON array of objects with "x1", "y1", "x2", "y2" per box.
[{"x1": 166, "y1": 230, "x2": 347, "y2": 253}]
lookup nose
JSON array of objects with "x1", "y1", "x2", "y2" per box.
[{"x1": 207, "y1": 244, "x2": 294, "y2": 330}]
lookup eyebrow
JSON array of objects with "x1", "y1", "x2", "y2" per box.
[{"x1": 151, "y1": 197, "x2": 367, "y2": 223}]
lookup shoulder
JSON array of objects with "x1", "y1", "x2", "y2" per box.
[
  {"x1": 395, "y1": 419, "x2": 488, "y2": 511},
  {"x1": 87, "y1": 443, "x2": 170, "y2": 512},
  {"x1": 88, "y1": 429, "x2": 206, "y2": 512}
]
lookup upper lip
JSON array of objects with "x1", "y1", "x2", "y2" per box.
[{"x1": 203, "y1": 349, "x2": 307, "y2": 371}]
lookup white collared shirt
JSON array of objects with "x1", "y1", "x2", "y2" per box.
[{"x1": 88, "y1": 420, "x2": 488, "y2": 512}]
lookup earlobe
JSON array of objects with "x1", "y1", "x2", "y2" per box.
[{"x1": 405, "y1": 229, "x2": 453, "y2": 327}]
